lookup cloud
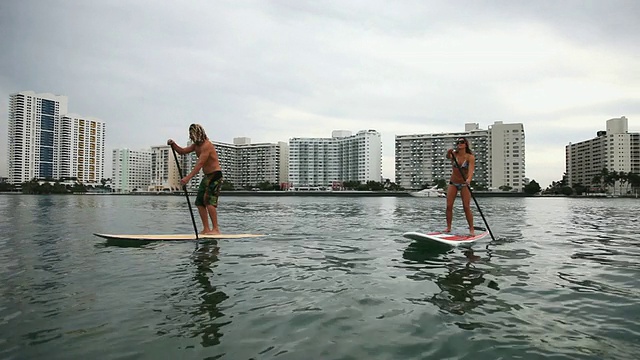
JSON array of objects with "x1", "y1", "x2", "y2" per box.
[{"x1": 1, "y1": 0, "x2": 639, "y2": 189}]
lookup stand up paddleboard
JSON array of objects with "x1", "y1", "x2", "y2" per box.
[
  {"x1": 94, "y1": 233, "x2": 264, "y2": 242},
  {"x1": 403, "y1": 226, "x2": 489, "y2": 247}
]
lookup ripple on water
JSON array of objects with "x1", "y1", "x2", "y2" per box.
[{"x1": 1, "y1": 195, "x2": 640, "y2": 359}]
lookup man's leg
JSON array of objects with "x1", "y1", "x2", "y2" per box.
[
  {"x1": 194, "y1": 176, "x2": 210, "y2": 234},
  {"x1": 197, "y1": 205, "x2": 211, "y2": 234},
  {"x1": 206, "y1": 205, "x2": 220, "y2": 235},
  {"x1": 203, "y1": 175, "x2": 222, "y2": 235}
]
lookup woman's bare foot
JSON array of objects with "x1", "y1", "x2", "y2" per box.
[
  {"x1": 443, "y1": 228, "x2": 451, "y2": 233},
  {"x1": 204, "y1": 229, "x2": 220, "y2": 235},
  {"x1": 199, "y1": 229, "x2": 211, "y2": 235}
]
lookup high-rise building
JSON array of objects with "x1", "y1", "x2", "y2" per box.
[
  {"x1": 183, "y1": 138, "x2": 289, "y2": 190},
  {"x1": 61, "y1": 114, "x2": 106, "y2": 184},
  {"x1": 395, "y1": 121, "x2": 525, "y2": 191},
  {"x1": 289, "y1": 130, "x2": 382, "y2": 188},
  {"x1": 7, "y1": 91, "x2": 68, "y2": 184},
  {"x1": 111, "y1": 148, "x2": 152, "y2": 193},
  {"x1": 488, "y1": 121, "x2": 526, "y2": 191},
  {"x1": 7, "y1": 91, "x2": 106, "y2": 185},
  {"x1": 149, "y1": 145, "x2": 181, "y2": 191},
  {"x1": 566, "y1": 117, "x2": 640, "y2": 191}
]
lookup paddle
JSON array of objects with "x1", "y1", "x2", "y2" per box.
[
  {"x1": 171, "y1": 148, "x2": 199, "y2": 240},
  {"x1": 451, "y1": 150, "x2": 496, "y2": 241}
]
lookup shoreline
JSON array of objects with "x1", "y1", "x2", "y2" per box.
[
  {"x1": 1, "y1": 191, "x2": 636, "y2": 198},
  {"x1": 0, "y1": 190, "x2": 571, "y2": 198}
]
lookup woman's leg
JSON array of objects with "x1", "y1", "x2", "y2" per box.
[
  {"x1": 445, "y1": 184, "x2": 458, "y2": 232},
  {"x1": 460, "y1": 186, "x2": 474, "y2": 235}
]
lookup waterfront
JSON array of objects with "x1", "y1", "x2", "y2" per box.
[{"x1": 0, "y1": 195, "x2": 639, "y2": 359}]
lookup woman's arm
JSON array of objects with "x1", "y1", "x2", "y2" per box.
[{"x1": 466, "y1": 154, "x2": 475, "y2": 184}]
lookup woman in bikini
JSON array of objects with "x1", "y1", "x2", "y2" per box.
[{"x1": 445, "y1": 137, "x2": 475, "y2": 236}]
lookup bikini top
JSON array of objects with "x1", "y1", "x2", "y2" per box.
[{"x1": 452, "y1": 158, "x2": 469, "y2": 169}]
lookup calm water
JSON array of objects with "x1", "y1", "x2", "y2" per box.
[{"x1": 0, "y1": 194, "x2": 639, "y2": 359}]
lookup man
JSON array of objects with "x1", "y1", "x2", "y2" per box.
[{"x1": 167, "y1": 124, "x2": 223, "y2": 235}]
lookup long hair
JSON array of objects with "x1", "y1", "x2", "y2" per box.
[
  {"x1": 458, "y1": 137, "x2": 473, "y2": 155},
  {"x1": 189, "y1": 124, "x2": 208, "y2": 145}
]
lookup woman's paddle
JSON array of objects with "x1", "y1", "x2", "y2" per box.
[
  {"x1": 451, "y1": 152, "x2": 496, "y2": 241},
  {"x1": 171, "y1": 148, "x2": 199, "y2": 240}
]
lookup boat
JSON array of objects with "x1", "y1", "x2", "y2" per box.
[{"x1": 409, "y1": 186, "x2": 446, "y2": 198}]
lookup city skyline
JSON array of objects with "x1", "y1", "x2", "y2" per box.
[
  {"x1": 0, "y1": 90, "x2": 637, "y2": 188},
  {"x1": 2, "y1": 1, "x2": 640, "y2": 188}
]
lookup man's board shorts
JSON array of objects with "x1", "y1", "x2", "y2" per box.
[{"x1": 195, "y1": 171, "x2": 223, "y2": 207}]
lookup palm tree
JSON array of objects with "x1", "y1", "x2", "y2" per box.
[
  {"x1": 598, "y1": 167, "x2": 610, "y2": 194},
  {"x1": 628, "y1": 172, "x2": 640, "y2": 196},
  {"x1": 592, "y1": 174, "x2": 602, "y2": 193},
  {"x1": 606, "y1": 170, "x2": 619, "y2": 195},
  {"x1": 618, "y1": 171, "x2": 628, "y2": 195}
]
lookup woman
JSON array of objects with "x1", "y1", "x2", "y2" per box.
[{"x1": 445, "y1": 137, "x2": 475, "y2": 236}]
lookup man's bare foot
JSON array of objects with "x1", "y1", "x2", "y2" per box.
[
  {"x1": 204, "y1": 229, "x2": 220, "y2": 235},
  {"x1": 469, "y1": 231, "x2": 475, "y2": 237},
  {"x1": 443, "y1": 228, "x2": 451, "y2": 233},
  {"x1": 200, "y1": 229, "x2": 211, "y2": 235}
]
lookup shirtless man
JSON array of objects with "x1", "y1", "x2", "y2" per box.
[{"x1": 167, "y1": 124, "x2": 223, "y2": 235}]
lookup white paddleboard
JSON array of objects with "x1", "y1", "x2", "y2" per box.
[
  {"x1": 94, "y1": 233, "x2": 264, "y2": 241},
  {"x1": 403, "y1": 227, "x2": 489, "y2": 247}
]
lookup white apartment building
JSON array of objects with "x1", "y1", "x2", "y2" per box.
[
  {"x1": 395, "y1": 121, "x2": 525, "y2": 191},
  {"x1": 61, "y1": 114, "x2": 106, "y2": 184},
  {"x1": 289, "y1": 130, "x2": 382, "y2": 188},
  {"x1": 149, "y1": 145, "x2": 182, "y2": 191},
  {"x1": 566, "y1": 117, "x2": 640, "y2": 190},
  {"x1": 488, "y1": 121, "x2": 526, "y2": 191},
  {"x1": 183, "y1": 137, "x2": 289, "y2": 190},
  {"x1": 7, "y1": 91, "x2": 106, "y2": 185},
  {"x1": 111, "y1": 148, "x2": 152, "y2": 193},
  {"x1": 7, "y1": 91, "x2": 68, "y2": 184}
]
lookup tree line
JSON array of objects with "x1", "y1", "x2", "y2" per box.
[
  {"x1": 0, "y1": 178, "x2": 112, "y2": 194},
  {"x1": 225, "y1": 178, "x2": 545, "y2": 194},
  {"x1": 544, "y1": 168, "x2": 640, "y2": 196},
  {"x1": 223, "y1": 180, "x2": 405, "y2": 191},
  {"x1": 423, "y1": 178, "x2": 542, "y2": 195}
]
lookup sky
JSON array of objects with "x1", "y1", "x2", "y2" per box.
[{"x1": 1, "y1": 0, "x2": 639, "y2": 188}]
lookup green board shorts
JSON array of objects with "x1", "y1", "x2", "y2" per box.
[{"x1": 195, "y1": 171, "x2": 223, "y2": 207}]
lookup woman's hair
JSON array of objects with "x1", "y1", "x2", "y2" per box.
[
  {"x1": 457, "y1": 137, "x2": 473, "y2": 154},
  {"x1": 189, "y1": 124, "x2": 208, "y2": 145}
]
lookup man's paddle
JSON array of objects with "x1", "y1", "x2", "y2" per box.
[
  {"x1": 451, "y1": 150, "x2": 496, "y2": 241},
  {"x1": 171, "y1": 148, "x2": 199, "y2": 240}
]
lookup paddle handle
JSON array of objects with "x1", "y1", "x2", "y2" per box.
[
  {"x1": 171, "y1": 147, "x2": 199, "y2": 240},
  {"x1": 450, "y1": 151, "x2": 496, "y2": 241}
]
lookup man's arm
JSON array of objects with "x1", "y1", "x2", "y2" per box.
[
  {"x1": 167, "y1": 139, "x2": 195, "y2": 155},
  {"x1": 185, "y1": 146, "x2": 211, "y2": 180}
]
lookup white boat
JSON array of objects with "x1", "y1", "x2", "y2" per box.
[{"x1": 409, "y1": 186, "x2": 446, "y2": 198}]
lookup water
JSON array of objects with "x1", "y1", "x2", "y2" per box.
[{"x1": 1, "y1": 194, "x2": 639, "y2": 359}]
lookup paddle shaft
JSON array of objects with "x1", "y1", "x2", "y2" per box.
[
  {"x1": 171, "y1": 147, "x2": 199, "y2": 240},
  {"x1": 450, "y1": 150, "x2": 496, "y2": 241}
]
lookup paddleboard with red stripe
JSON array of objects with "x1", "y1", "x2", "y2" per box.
[{"x1": 403, "y1": 227, "x2": 489, "y2": 246}]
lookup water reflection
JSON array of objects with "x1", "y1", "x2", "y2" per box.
[
  {"x1": 429, "y1": 250, "x2": 496, "y2": 315},
  {"x1": 403, "y1": 246, "x2": 492, "y2": 315},
  {"x1": 188, "y1": 242, "x2": 229, "y2": 347}
]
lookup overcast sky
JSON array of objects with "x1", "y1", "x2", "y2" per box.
[{"x1": 1, "y1": 0, "x2": 639, "y2": 188}]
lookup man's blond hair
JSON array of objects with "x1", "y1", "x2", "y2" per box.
[{"x1": 189, "y1": 124, "x2": 208, "y2": 145}]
